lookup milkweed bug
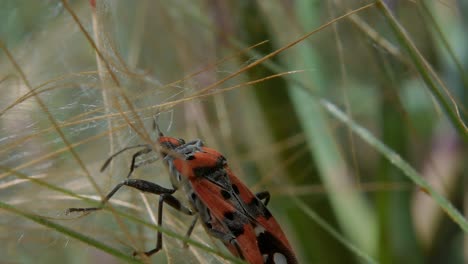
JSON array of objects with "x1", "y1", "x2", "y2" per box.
[{"x1": 67, "y1": 122, "x2": 297, "y2": 264}]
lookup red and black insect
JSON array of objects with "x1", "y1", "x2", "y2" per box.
[{"x1": 67, "y1": 124, "x2": 297, "y2": 264}]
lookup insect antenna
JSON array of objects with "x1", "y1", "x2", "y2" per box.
[{"x1": 152, "y1": 114, "x2": 164, "y2": 137}]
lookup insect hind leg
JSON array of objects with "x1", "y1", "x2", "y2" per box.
[
  {"x1": 66, "y1": 179, "x2": 175, "y2": 214},
  {"x1": 139, "y1": 193, "x2": 195, "y2": 256},
  {"x1": 183, "y1": 215, "x2": 199, "y2": 248}
]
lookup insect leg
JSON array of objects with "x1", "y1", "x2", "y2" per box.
[
  {"x1": 125, "y1": 147, "x2": 154, "y2": 178},
  {"x1": 67, "y1": 179, "x2": 196, "y2": 256},
  {"x1": 100, "y1": 144, "x2": 151, "y2": 172},
  {"x1": 255, "y1": 191, "x2": 270, "y2": 206},
  {"x1": 183, "y1": 215, "x2": 199, "y2": 248},
  {"x1": 141, "y1": 193, "x2": 195, "y2": 256},
  {"x1": 66, "y1": 179, "x2": 175, "y2": 214}
]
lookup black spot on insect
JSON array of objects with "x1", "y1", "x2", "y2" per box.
[
  {"x1": 186, "y1": 155, "x2": 196, "y2": 160},
  {"x1": 205, "y1": 222, "x2": 212, "y2": 229},
  {"x1": 229, "y1": 223, "x2": 245, "y2": 237},
  {"x1": 224, "y1": 211, "x2": 234, "y2": 220},
  {"x1": 232, "y1": 184, "x2": 240, "y2": 194},
  {"x1": 193, "y1": 166, "x2": 221, "y2": 178},
  {"x1": 250, "y1": 197, "x2": 260, "y2": 207},
  {"x1": 220, "y1": 190, "x2": 231, "y2": 200},
  {"x1": 191, "y1": 193, "x2": 197, "y2": 201},
  {"x1": 216, "y1": 155, "x2": 227, "y2": 166},
  {"x1": 257, "y1": 230, "x2": 297, "y2": 264},
  {"x1": 223, "y1": 211, "x2": 246, "y2": 238},
  {"x1": 232, "y1": 226, "x2": 244, "y2": 237}
]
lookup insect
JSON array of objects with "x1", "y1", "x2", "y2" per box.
[{"x1": 67, "y1": 123, "x2": 297, "y2": 264}]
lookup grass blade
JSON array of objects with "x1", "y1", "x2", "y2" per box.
[
  {"x1": 376, "y1": 0, "x2": 468, "y2": 142},
  {"x1": 322, "y1": 100, "x2": 468, "y2": 232}
]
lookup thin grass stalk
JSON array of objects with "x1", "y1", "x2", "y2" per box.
[
  {"x1": 376, "y1": 0, "x2": 467, "y2": 142},
  {"x1": 265, "y1": 0, "x2": 377, "y2": 255}
]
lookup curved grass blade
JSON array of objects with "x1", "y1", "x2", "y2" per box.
[
  {"x1": 322, "y1": 100, "x2": 468, "y2": 232},
  {"x1": 292, "y1": 197, "x2": 377, "y2": 264}
]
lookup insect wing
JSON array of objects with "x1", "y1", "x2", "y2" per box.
[
  {"x1": 190, "y1": 174, "x2": 265, "y2": 264},
  {"x1": 222, "y1": 168, "x2": 297, "y2": 264},
  {"x1": 173, "y1": 147, "x2": 297, "y2": 264},
  {"x1": 200, "y1": 148, "x2": 296, "y2": 261}
]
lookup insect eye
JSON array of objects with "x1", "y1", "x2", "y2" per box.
[{"x1": 178, "y1": 138, "x2": 186, "y2": 145}]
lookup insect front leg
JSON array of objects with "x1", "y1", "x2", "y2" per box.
[
  {"x1": 66, "y1": 179, "x2": 195, "y2": 257},
  {"x1": 125, "y1": 146, "x2": 154, "y2": 178},
  {"x1": 99, "y1": 144, "x2": 152, "y2": 173}
]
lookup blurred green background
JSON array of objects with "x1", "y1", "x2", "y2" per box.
[{"x1": 0, "y1": 0, "x2": 466, "y2": 263}]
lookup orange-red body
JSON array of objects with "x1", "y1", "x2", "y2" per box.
[{"x1": 159, "y1": 136, "x2": 297, "y2": 264}]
